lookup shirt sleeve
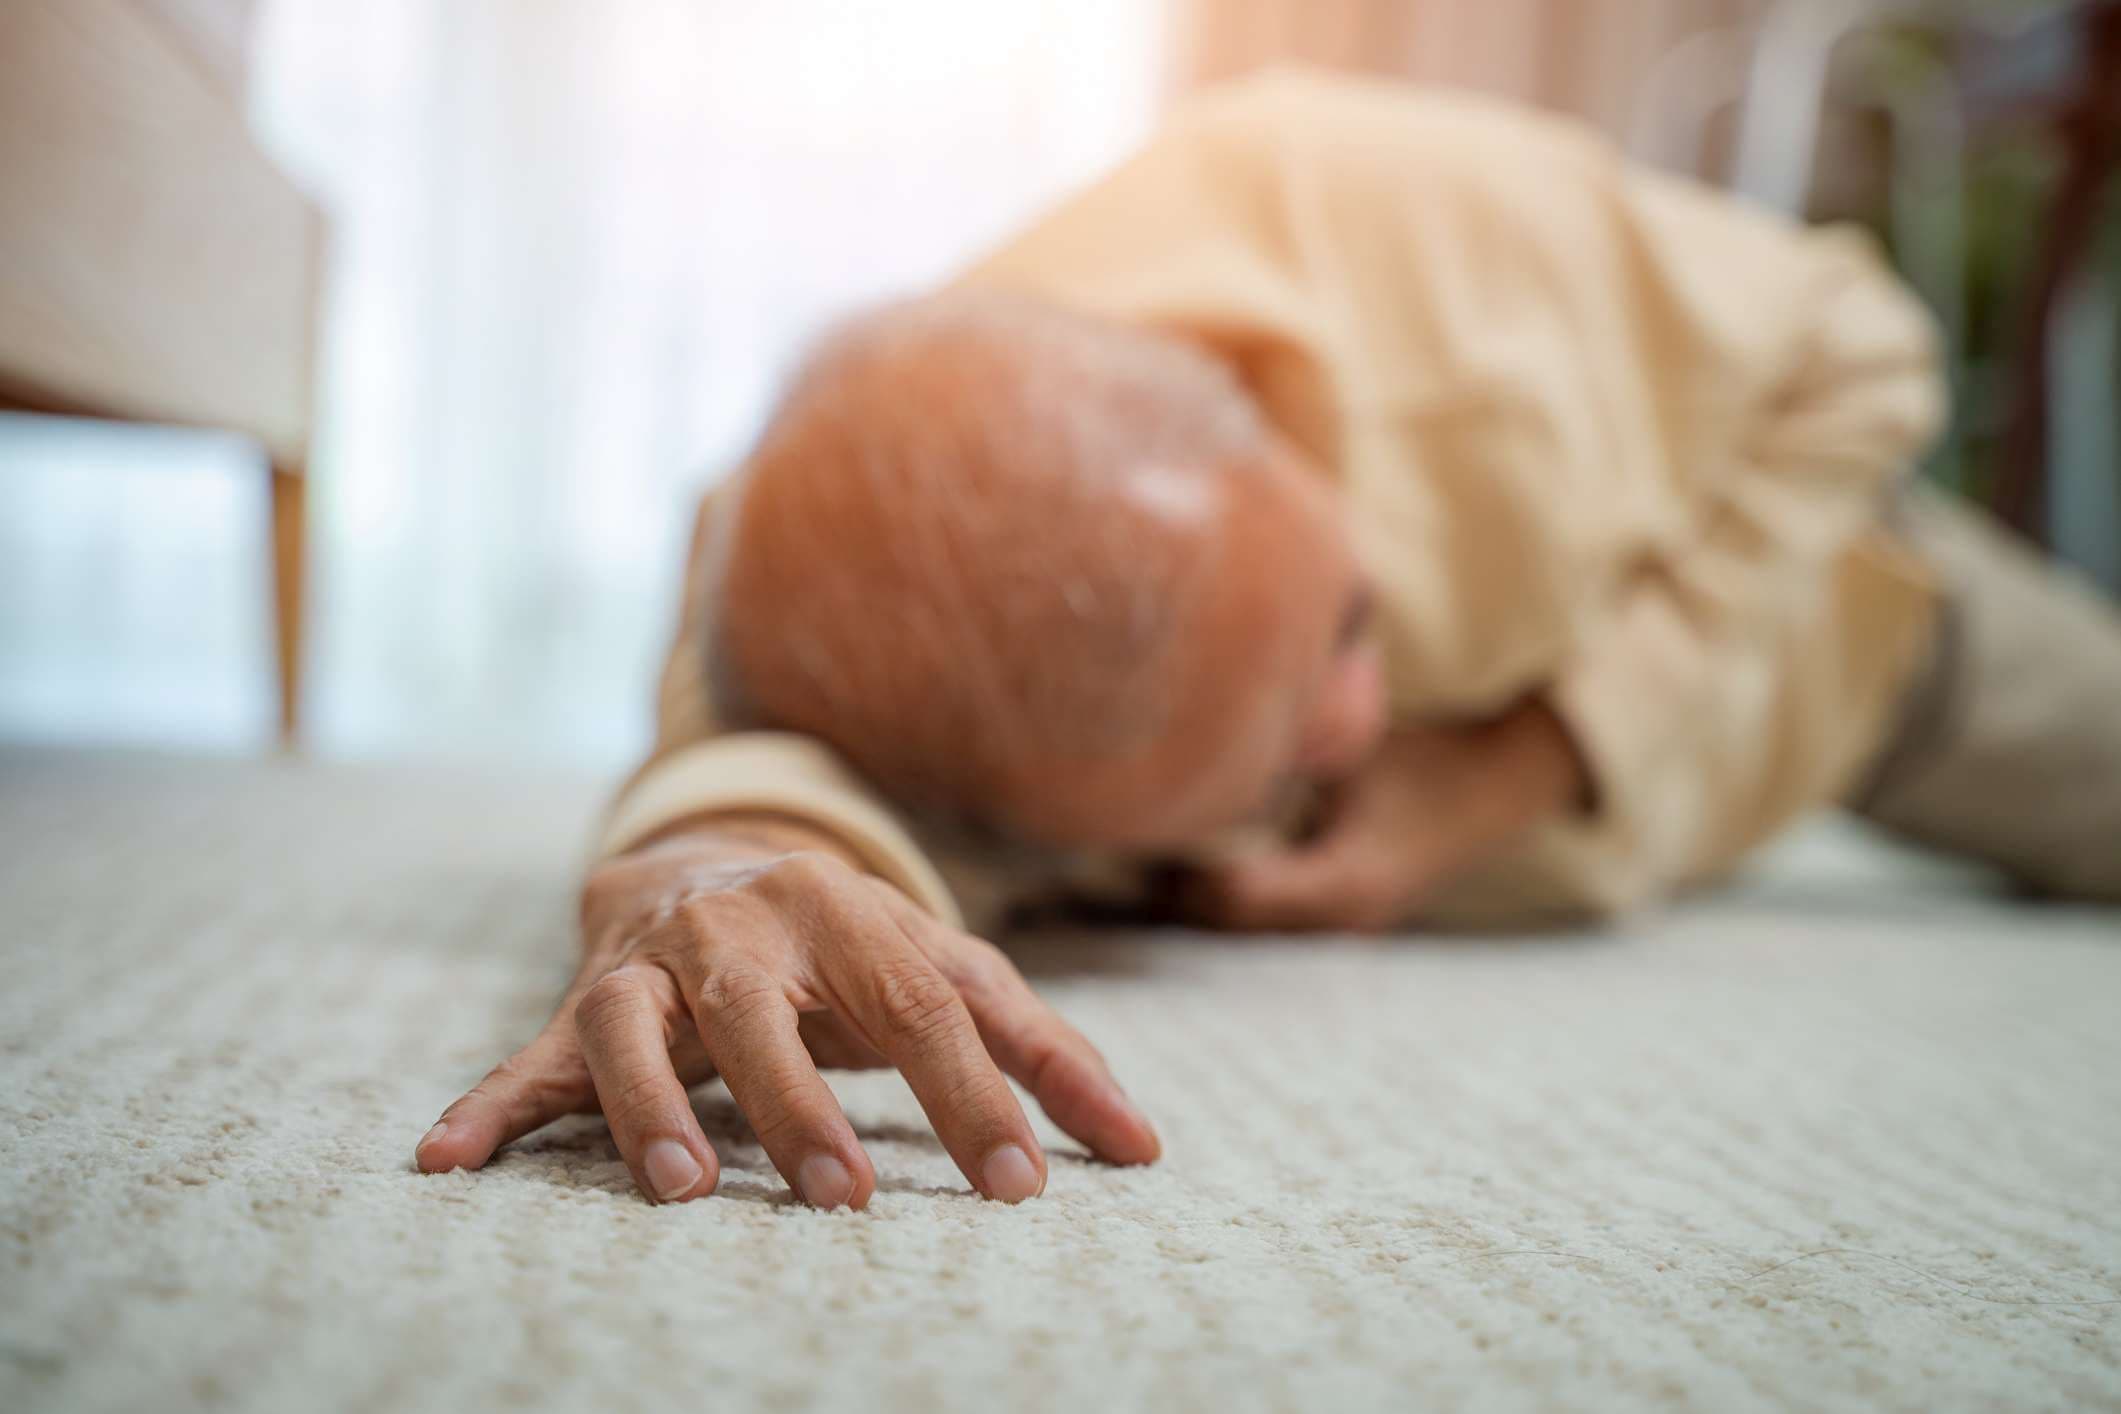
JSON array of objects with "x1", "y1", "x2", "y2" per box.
[
  {"x1": 1544, "y1": 176, "x2": 1945, "y2": 900},
  {"x1": 595, "y1": 489, "x2": 966, "y2": 929}
]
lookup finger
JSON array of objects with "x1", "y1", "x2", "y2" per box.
[
  {"x1": 873, "y1": 893, "x2": 1159, "y2": 1167},
  {"x1": 814, "y1": 920, "x2": 1047, "y2": 1203},
  {"x1": 572, "y1": 964, "x2": 720, "y2": 1204},
  {"x1": 688, "y1": 959, "x2": 877, "y2": 1211},
  {"x1": 416, "y1": 1021, "x2": 594, "y2": 1174},
  {"x1": 956, "y1": 948, "x2": 1160, "y2": 1166}
]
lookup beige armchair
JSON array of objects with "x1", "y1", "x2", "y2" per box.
[{"x1": 0, "y1": 0, "x2": 325, "y2": 742}]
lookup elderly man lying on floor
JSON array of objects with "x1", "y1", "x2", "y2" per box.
[{"x1": 416, "y1": 71, "x2": 2121, "y2": 1211}]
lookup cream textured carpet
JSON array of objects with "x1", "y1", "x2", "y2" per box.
[{"x1": 3, "y1": 749, "x2": 2118, "y2": 1413}]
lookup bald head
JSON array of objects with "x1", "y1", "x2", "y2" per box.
[{"x1": 712, "y1": 292, "x2": 1378, "y2": 848}]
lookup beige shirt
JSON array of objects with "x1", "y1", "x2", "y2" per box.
[{"x1": 597, "y1": 70, "x2": 1947, "y2": 929}]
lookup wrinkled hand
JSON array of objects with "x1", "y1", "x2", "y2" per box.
[
  {"x1": 1180, "y1": 700, "x2": 1589, "y2": 932},
  {"x1": 415, "y1": 825, "x2": 1160, "y2": 1208}
]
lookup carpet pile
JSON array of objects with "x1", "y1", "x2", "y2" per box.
[{"x1": 2, "y1": 750, "x2": 2117, "y2": 1411}]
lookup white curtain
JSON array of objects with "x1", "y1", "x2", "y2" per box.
[{"x1": 251, "y1": 0, "x2": 1168, "y2": 766}]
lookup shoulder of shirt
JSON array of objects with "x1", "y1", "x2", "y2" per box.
[{"x1": 1168, "y1": 65, "x2": 1612, "y2": 165}]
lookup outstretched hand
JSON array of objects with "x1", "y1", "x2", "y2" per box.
[{"x1": 415, "y1": 821, "x2": 1160, "y2": 1208}]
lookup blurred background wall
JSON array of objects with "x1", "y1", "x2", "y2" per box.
[{"x1": 1, "y1": 0, "x2": 2114, "y2": 768}]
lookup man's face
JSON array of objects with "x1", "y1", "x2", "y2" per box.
[{"x1": 1005, "y1": 446, "x2": 1390, "y2": 851}]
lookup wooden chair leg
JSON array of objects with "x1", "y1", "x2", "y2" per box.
[{"x1": 269, "y1": 463, "x2": 307, "y2": 747}]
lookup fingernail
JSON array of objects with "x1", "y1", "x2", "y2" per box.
[
  {"x1": 415, "y1": 1122, "x2": 448, "y2": 1160},
  {"x1": 982, "y1": 1144, "x2": 1043, "y2": 1203},
  {"x1": 643, "y1": 1139, "x2": 703, "y2": 1201},
  {"x1": 796, "y1": 1153, "x2": 855, "y2": 1210}
]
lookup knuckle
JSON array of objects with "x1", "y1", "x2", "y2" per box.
[
  {"x1": 1008, "y1": 1002, "x2": 1093, "y2": 1086},
  {"x1": 536, "y1": 1067, "x2": 590, "y2": 1113},
  {"x1": 480, "y1": 1050, "x2": 545, "y2": 1093},
  {"x1": 871, "y1": 957, "x2": 964, "y2": 1043},
  {"x1": 984, "y1": 1004, "x2": 1068, "y2": 1085},
  {"x1": 694, "y1": 962, "x2": 784, "y2": 1025},
  {"x1": 750, "y1": 849, "x2": 847, "y2": 903},
  {"x1": 573, "y1": 971, "x2": 644, "y2": 1030},
  {"x1": 944, "y1": 937, "x2": 1019, "y2": 999},
  {"x1": 1005, "y1": 1024, "x2": 1065, "y2": 1093},
  {"x1": 670, "y1": 889, "x2": 751, "y2": 945}
]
